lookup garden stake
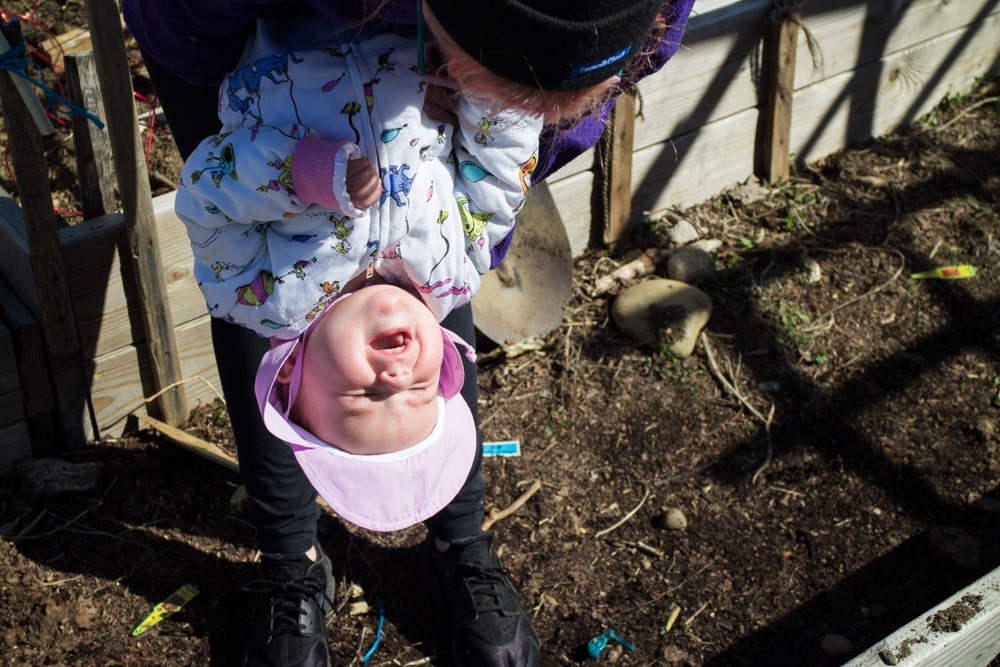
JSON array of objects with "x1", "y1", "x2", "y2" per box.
[
  {"x1": 910, "y1": 264, "x2": 977, "y2": 280},
  {"x1": 131, "y1": 583, "x2": 199, "y2": 636}
]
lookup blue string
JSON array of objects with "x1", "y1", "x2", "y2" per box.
[
  {"x1": 0, "y1": 40, "x2": 105, "y2": 130},
  {"x1": 360, "y1": 600, "x2": 385, "y2": 664}
]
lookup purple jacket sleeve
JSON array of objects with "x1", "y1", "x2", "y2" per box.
[{"x1": 532, "y1": 0, "x2": 696, "y2": 183}]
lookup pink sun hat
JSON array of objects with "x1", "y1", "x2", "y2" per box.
[{"x1": 253, "y1": 292, "x2": 478, "y2": 532}]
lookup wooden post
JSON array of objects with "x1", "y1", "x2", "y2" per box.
[
  {"x1": 601, "y1": 91, "x2": 637, "y2": 252},
  {"x1": 0, "y1": 24, "x2": 98, "y2": 447},
  {"x1": 761, "y1": 4, "x2": 799, "y2": 182},
  {"x1": 0, "y1": 37, "x2": 80, "y2": 365},
  {"x1": 64, "y1": 51, "x2": 117, "y2": 219},
  {"x1": 84, "y1": 0, "x2": 187, "y2": 424}
]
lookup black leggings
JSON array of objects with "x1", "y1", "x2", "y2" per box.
[{"x1": 143, "y1": 52, "x2": 485, "y2": 553}]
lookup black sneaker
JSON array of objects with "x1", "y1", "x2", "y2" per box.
[
  {"x1": 242, "y1": 544, "x2": 335, "y2": 667},
  {"x1": 423, "y1": 531, "x2": 541, "y2": 667}
]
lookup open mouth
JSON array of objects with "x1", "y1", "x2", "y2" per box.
[{"x1": 370, "y1": 328, "x2": 410, "y2": 352}]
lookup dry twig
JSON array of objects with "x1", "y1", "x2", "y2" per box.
[
  {"x1": 594, "y1": 484, "x2": 650, "y2": 538},
  {"x1": 701, "y1": 334, "x2": 775, "y2": 485},
  {"x1": 482, "y1": 480, "x2": 542, "y2": 531}
]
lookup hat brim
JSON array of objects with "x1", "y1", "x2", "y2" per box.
[{"x1": 254, "y1": 320, "x2": 477, "y2": 532}]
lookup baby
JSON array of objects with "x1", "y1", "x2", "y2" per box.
[{"x1": 176, "y1": 0, "x2": 663, "y2": 530}]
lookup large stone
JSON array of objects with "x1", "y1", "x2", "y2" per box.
[
  {"x1": 666, "y1": 245, "x2": 716, "y2": 285},
  {"x1": 611, "y1": 279, "x2": 712, "y2": 357}
]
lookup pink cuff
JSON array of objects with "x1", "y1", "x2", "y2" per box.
[{"x1": 291, "y1": 135, "x2": 363, "y2": 216}]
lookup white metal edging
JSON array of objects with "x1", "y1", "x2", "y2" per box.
[{"x1": 843, "y1": 566, "x2": 1000, "y2": 667}]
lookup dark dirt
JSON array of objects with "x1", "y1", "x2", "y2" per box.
[{"x1": 2, "y1": 2, "x2": 1000, "y2": 665}]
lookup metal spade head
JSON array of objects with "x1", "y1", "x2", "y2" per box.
[{"x1": 472, "y1": 183, "x2": 573, "y2": 344}]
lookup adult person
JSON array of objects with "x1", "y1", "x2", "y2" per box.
[{"x1": 122, "y1": 1, "x2": 695, "y2": 665}]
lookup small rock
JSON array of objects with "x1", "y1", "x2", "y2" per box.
[
  {"x1": 666, "y1": 219, "x2": 701, "y2": 246},
  {"x1": 611, "y1": 279, "x2": 712, "y2": 358},
  {"x1": 820, "y1": 633, "x2": 853, "y2": 656},
  {"x1": 726, "y1": 180, "x2": 769, "y2": 204},
  {"x1": 801, "y1": 253, "x2": 822, "y2": 283},
  {"x1": 663, "y1": 507, "x2": 688, "y2": 531},
  {"x1": 878, "y1": 648, "x2": 899, "y2": 665},
  {"x1": 666, "y1": 246, "x2": 716, "y2": 285}
]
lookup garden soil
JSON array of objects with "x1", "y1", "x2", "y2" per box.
[{"x1": 1, "y1": 2, "x2": 999, "y2": 665}]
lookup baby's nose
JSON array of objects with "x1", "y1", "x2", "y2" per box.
[{"x1": 377, "y1": 363, "x2": 413, "y2": 391}]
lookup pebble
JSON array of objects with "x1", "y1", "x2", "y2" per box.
[
  {"x1": 820, "y1": 633, "x2": 853, "y2": 656},
  {"x1": 666, "y1": 219, "x2": 701, "y2": 246},
  {"x1": 666, "y1": 246, "x2": 716, "y2": 285},
  {"x1": 663, "y1": 507, "x2": 688, "y2": 531},
  {"x1": 611, "y1": 279, "x2": 712, "y2": 358}
]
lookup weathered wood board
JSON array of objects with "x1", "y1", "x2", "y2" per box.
[
  {"x1": 795, "y1": 0, "x2": 1000, "y2": 86},
  {"x1": 544, "y1": 0, "x2": 1000, "y2": 254},
  {"x1": 85, "y1": 314, "x2": 221, "y2": 437},
  {"x1": 791, "y1": 11, "x2": 1000, "y2": 164},
  {"x1": 59, "y1": 191, "x2": 206, "y2": 360}
]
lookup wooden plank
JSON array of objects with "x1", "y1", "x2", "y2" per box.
[
  {"x1": 85, "y1": 0, "x2": 186, "y2": 424},
  {"x1": 86, "y1": 314, "x2": 221, "y2": 437},
  {"x1": 631, "y1": 107, "x2": 759, "y2": 223},
  {"x1": 0, "y1": 421, "x2": 32, "y2": 476},
  {"x1": 843, "y1": 566, "x2": 1000, "y2": 667},
  {"x1": 134, "y1": 413, "x2": 239, "y2": 473},
  {"x1": 59, "y1": 192, "x2": 206, "y2": 360},
  {"x1": 601, "y1": 91, "x2": 637, "y2": 251},
  {"x1": 760, "y1": 7, "x2": 800, "y2": 182},
  {"x1": 790, "y1": 11, "x2": 1000, "y2": 163},
  {"x1": 630, "y1": 0, "x2": 770, "y2": 155},
  {"x1": 548, "y1": 170, "x2": 596, "y2": 259},
  {"x1": 795, "y1": 0, "x2": 1000, "y2": 86},
  {"x1": 551, "y1": 111, "x2": 759, "y2": 256},
  {"x1": 64, "y1": 51, "x2": 117, "y2": 219}
]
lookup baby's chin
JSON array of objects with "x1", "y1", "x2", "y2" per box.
[
  {"x1": 333, "y1": 438, "x2": 416, "y2": 456},
  {"x1": 324, "y1": 414, "x2": 438, "y2": 456}
]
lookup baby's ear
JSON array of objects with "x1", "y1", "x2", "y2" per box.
[{"x1": 275, "y1": 341, "x2": 303, "y2": 386}]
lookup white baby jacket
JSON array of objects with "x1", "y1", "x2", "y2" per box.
[{"x1": 175, "y1": 17, "x2": 541, "y2": 337}]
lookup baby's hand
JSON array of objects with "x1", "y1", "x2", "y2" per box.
[{"x1": 346, "y1": 156, "x2": 381, "y2": 209}]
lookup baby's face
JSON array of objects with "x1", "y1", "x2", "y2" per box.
[{"x1": 292, "y1": 285, "x2": 444, "y2": 455}]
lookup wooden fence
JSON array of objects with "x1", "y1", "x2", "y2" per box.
[{"x1": 0, "y1": 0, "x2": 998, "y2": 470}]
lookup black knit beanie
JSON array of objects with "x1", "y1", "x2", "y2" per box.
[{"x1": 423, "y1": 0, "x2": 664, "y2": 91}]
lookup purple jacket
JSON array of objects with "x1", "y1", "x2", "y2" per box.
[{"x1": 122, "y1": 0, "x2": 695, "y2": 183}]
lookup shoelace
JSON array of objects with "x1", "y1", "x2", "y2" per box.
[
  {"x1": 242, "y1": 577, "x2": 331, "y2": 637},
  {"x1": 455, "y1": 561, "x2": 510, "y2": 615}
]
